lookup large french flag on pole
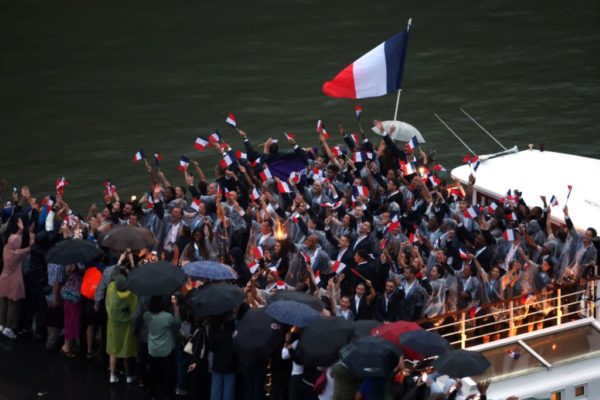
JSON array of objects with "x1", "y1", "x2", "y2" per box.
[{"x1": 322, "y1": 20, "x2": 411, "y2": 99}]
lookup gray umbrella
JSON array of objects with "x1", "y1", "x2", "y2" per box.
[
  {"x1": 99, "y1": 225, "x2": 156, "y2": 251},
  {"x1": 46, "y1": 239, "x2": 103, "y2": 265},
  {"x1": 265, "y1": 300, "x2": 320, "y2": 328},
  {"x1": 183, "y1": 260, "x2": 238, "y2": 281}
]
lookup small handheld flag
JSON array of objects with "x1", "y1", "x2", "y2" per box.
[
  {"x1": 284, "y1": 132, "x2": 295, "y2": 141},
  {"x1": 317, "y1": 120, "x2": 329, "y2": 139},
  {"x1": 248, "y1": 260, "x2": 259, "y2": 274},
  {"x1": 355, "y1": 185, "x2": 369, "y2": 197},
  {"x1": 550, "y1": 195, "x2": 559, "y2": 207},
  {"x1": 103, "y1": 181, "x2": 116, "y2": 197},
  {"x1": 56, "y1": 177, "x2": 69, "y2": 195},
  {"x1": 225, "y1": 113, "x2": 237, "y2": 128},
  {"x1": 566, "y1": 185, "x2": 573, "y2": 205},
  {"x1": 332, "y1": 260, "x2": 347, "y2": 274},
  {"x1": 355, "y1": 105, "x2": 363, "y2": 120},
  {"x1": 503, "y1": 229, "x2": 517, "y2": 241},
  {"x1": 433, "y1": 164, "x2": 447, "y2": 172},
  {"x1": 277, "y1": 181, "x2": 292, "y2": 194},
  {"x1": 220, "y1": 152, "x2": 234, "y2": 168},
  {"x1": 194, "y1": 137, "x2": 209, "y2": 151},
  {"x1": 463, "y1": 206, "x2": 479, "y2": 219},
  {"x1": 178, "y1": 156, "x2": 190, "y2": 171},
  {"x1": 259, "y1": 166, "x2": 273, "y2": 182},
  {"x1": 153, "y1": 153, "x2": 163, "y2": 167},
  {"x1": 253, "y1": 246, "x2": 264, "y2": 260},
  {"x1": 190, "y1": 198, "x2": 201, "y2": 212},
  {"x1": 250, "y1": 188, "x2": 261, "y2": 201},
  {"x1": 407, "y1": 136, "x2": 419, "y2": 151},
  {"x1": 208, "y1": 131, "x2": 221, "y2": 144},
  {"x1": 133, "y1": 150, "x2": 145, "y2": 162}
]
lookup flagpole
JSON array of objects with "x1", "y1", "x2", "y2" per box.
[{"x1": 393, "y1": 18, "x2": 411, "y2": 122}]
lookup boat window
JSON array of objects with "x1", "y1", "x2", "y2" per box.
[
  {"x1": 551, "y1": 390, "x2": 563, "y2": 400},
  {"x1": 470, "y1": 342, "x2": 544, "y2": 381},
  {"x1": 523, "y1": 325, "x2": 600, "y2": 366},
  {"x1": 575, "y1": 384, "x2": 586, "y2": 397}
]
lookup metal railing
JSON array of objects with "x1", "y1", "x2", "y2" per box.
[{"x1": 420, "y1": 278, "x2": 598, "y2": 349}]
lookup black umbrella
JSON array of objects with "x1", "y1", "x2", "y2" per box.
[
  {"x1": 189, "y1": 283, "x2": 245, "y2": 318},
  {"x1": 296, "y1": 317, "x2": 353, "y2": 367},
  {"x1": 268, "y1": 290, "x2": 325, "y2": 311},
  {"x1": 265, "y1": 300, "x2": 320, "y2": 328},
  {"x1": 399, "y1": 330, "x2": 452, "y2": 358},
  {"x1": 432, "y1": 349, "x2": 491, "y2": 378},
  {"x1": 125, "y1": 261, "x2": 187, "y2": 296},
  {"x1": 351, "y1": 320, "x2": 382, "y2": 341},
  {"x1": 46, "y1": 239, "x2": 104, "y2": 265},
  {"x1": 233, "y1": 308, "x2": 284, "y2": 360},
  {"x1": 100, "y1": 225, "x2": 156, "y2": 251},
  {"x1": 340, "y1": 336, "x2": 402, "y2": 378}
]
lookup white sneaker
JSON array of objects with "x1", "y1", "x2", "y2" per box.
[
  {"x1": 110, "y1": 374, "x2": 119, "y2": 384},
  {"x1": 126, "y1": 376, "x2": 136, "y2": 384},
  {"x1": 2, "y1": 328, "x2": 17, "y2": 339},
  {"x1": 0, "y1": 325, "x2": 4, "y2": 333}
]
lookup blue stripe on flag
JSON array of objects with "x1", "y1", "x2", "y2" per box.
[{"x1": 384, "y1": 29, "x2": 409, "y2": 93}]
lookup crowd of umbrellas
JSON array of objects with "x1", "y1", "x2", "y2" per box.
[{"x1": 46, "y1": 225, "x2": 492, "y2": 383}]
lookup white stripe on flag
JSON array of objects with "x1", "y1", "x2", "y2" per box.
[{"x1": 353, "y1": 43, "x2": 387, "y2": 98}]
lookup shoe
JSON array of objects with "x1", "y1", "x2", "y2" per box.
[
  {"x1": 110, "y1": 374, "x2": 119, "y2": 384},
  {"x1": 2, "y1": 328, "x2": 17, "y2": 340},
  {"x1": 126, "y1": 376, "x2": 136, "y2": 384},
  {"x1": 175, "y1": 388, "x2": 188, "y2": 396},
  {"x1": 0, "y1": 325, "x2": 4, "y2": 332}
]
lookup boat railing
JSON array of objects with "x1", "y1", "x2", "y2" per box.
[{"x1": 419, "y1": 277, "x2": 599, "y2": 349}]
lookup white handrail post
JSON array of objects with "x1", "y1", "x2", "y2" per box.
[{"x1": 460, "y1": 312, "x2": 466, "y2": 349}]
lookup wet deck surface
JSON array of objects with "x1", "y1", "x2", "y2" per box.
[{"x1": 0, "y1": 336, "x2": 147, "y2": 400}]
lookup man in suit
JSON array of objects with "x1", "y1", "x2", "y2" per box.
[
  {"x1": 303, "y1": 234, "x2": 332, "y2": 275},
  {"x1": 398, "y1": 266, "x2": 428, "y2": 321},
  {"x1": 373, "y1": 279, "x2": 404, "y2": 323},
  {"x1": 350, "y1": 281, "x2": 376, "y2": 321},
  {"x1": 158, "y1": 206, "x2": 186, "y2": 261},
  {"x1": 351, "y1": 221, "x2": 373, "y2": 254},
  {"x1": 347, "y1": 248, "x2": 376, "y2": 295}
]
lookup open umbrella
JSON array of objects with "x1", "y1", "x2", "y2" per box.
[
  {"x1": 189, "y1": 283, "x2": 245, "y2": 318},
  {"x1": 340, "y1": 336, "x2": 402, "y2": 378},
  {"x1": 125, "y1": 261, "x2": 187, "y2": 296},
  {"x1": 296, "y1": 317, "x2": 353, "y2": 367},
  {"x1": 233, "y1": 308, "x2": 284, "y2": 360},
  {"x1": 399, "y1": 330, "x2": 451, "y2": 358},
  {"x1": 100, "y1": 225, "x2": 156, "y2": 251},
  {"x1": 46, "y1": 239, "x2": 104, "y2": 265},
  {"x1": 432, "y1": 349, "x2": 491, "y2": 378},
  {"x1": 268, "y1": 290, "x2": 325, "y2": 311},
  {"x1": 371, "y1": 120, "x2": 426, "y2": 143},
  {"x1": 351, "y1": 320, "x2": 382, "y2": 341},
  {"x1": 183, "y1": 260, "x2": 238, "y2": 281},
  {"x1": 265, "y1": 300, "x2": 320, "y2": 328},
  {"x1": 371, "y1": 320, "x2": 422, "y2": 360}
]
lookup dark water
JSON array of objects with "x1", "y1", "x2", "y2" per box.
[{"x1": 2, "y1": 0, "x2": 599, "y2": 209}]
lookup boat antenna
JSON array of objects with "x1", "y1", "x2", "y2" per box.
[
  {"x1": 434, "y1": 113, "x2": 477, "y2": 155},
  {"x1": 460, "y1": 108, "x2": 507, "y2": 151}
]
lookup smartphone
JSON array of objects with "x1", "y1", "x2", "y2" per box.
[
  {"x1": 131, "y1": 195, "x2": 137, "y2": 201},
  {"x1": 421, "y1": 372, "x2": 428, "y2": 382}
]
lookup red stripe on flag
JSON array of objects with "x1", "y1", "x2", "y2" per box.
[{"x1": 322, "y1": 64, "x2": 357, "y2": 99}]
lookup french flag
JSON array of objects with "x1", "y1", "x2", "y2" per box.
[
  {"x1": 208, "y1": 131, "x2": 221, "y2": 144},
  {"x1": 220, "y1": 152, "x2": 234, "y2": 168},
  {"x1": 459, "y1": 248, "x2": 470, "y2": 260},
  {"x1": 503, "y1": 228, "x2": 517, "y2": 241},
  {"x1": 350, "y1": 133, "x2": 360, "y2": 144},
  {"x1": 400, "y1": 160, "x2": 417, "y2": 175},
  {"x1": 407, "y1": 136, "x2": 419, "y2": 151},
  {"x1": 225, "y1": 113, "x2": 237, "y2": 128},
  {"x1": 316, "y1": 120, "x2": 329, "y2": 139},
  {"x1": 133, "y1": 150, "x2": 145, "y2": 162},
  {"x1": 488, "y1": 202, "x2": 499, "y2": 214},
  {"x1": 355, "y1": 105, "x2": 363, "y2": 120},
  {"x1": 153, "y1": 153, "x2": 163, "y2": 166},
  {"x1": 314, "y1": 271, "x2": 321, "y2": 286},
  {"x1": 331, "y1": 146, "x2": 343, "y2": 157},
  {"x1": 56, "y1": 177, "x2": 69, "y2": 194},
  {"x1": 284, "y1": 132, "x2": 295, "y2": 141},
  {"x1": 248, "y1": 260, "x2": 259, "y2": 274},
  {"x1": 463, "y1": 206, "x2": 479, "y2": 219},
  {"x1": 253, "y1": 246, "x2": 264, "y2": 260},
  {"x1": 289, "y1": 171, "x2": 301, "y2": 184},
  {"x1": 550, "y1": 195, "x2": 559, "y2": 207},
  {"x1": 322, "y1": 21, "x2": 411, "y2": 99},
  {"x1": 388, "y1": 214, "x2": 400, "y2": 231},
  {"x1": 353, "y1": 152, "x2": 366, "y2": 163},
  {"x1": 355, "y1": 185, "x2": 369, "y2": 197},
  {"x1": 505, "y1": 211, "x2": 518, "y2": 221},
  {"x1": 178, "y1": 156, "x2": 190, "y2": 171},
  {"x1": 191, "y1": 198, "x2": 201, "y2": 212},
  {"x1": 428, "y1": 175, "x2": 441, "y2": 187},
  {"x1": 434, "y1": 164, "x2": 447, "y2": 172},
  {"x1": 235, "y1": 151, "x2": 247, "y2": 160},
  {"x1": 277, "y1": 181, "x2": 292, "y2": 194},
  {"x1": 332, "y1": 260, "x2": 347, "y2": 275},
  {"x1": 195, "y1": 136, "x2": 209, "y2": 151},
  {"x1": 276, "y1": 280, "x2": 287, "y2": 291},
  {"x1": 104, "y1": 181, "x2": 116, "y2": 197},
  {"x1": 250, "y1": 187, "x2": 261, "y2": 201},
  {"x1": 259, "y1": 166, "x2": 273, "y2": 181}
]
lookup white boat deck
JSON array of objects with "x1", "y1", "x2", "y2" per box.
[{"x1": 451, "y1": 149, "x2": 600, "y2": 232}]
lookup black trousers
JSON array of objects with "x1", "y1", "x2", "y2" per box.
[{"x1": 148, "y1": 351, "x2": 176, "y2": 399}]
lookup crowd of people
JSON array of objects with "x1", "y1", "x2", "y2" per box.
[{"x1": 0, "y1": 118, "x2": 598, "y2": 400}]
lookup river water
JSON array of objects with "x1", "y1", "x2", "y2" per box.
[{"x1": 1, "y1": 0, "x2": 599, "y2": 209}]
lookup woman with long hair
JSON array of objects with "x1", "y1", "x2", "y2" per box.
[
  {"x1": 0, "y1": 213, "x2": 34, "y2": 339},
  {"x1": 180, "y1": 227, "x2": 211, "y2": 266}
]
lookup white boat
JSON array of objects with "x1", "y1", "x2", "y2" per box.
[
  {"x1": 462, "y1": 318, "x2": 600, "y2": 400},
  {"x1": 451, "y1": 148, "x2": 600, "y2": 233}
]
